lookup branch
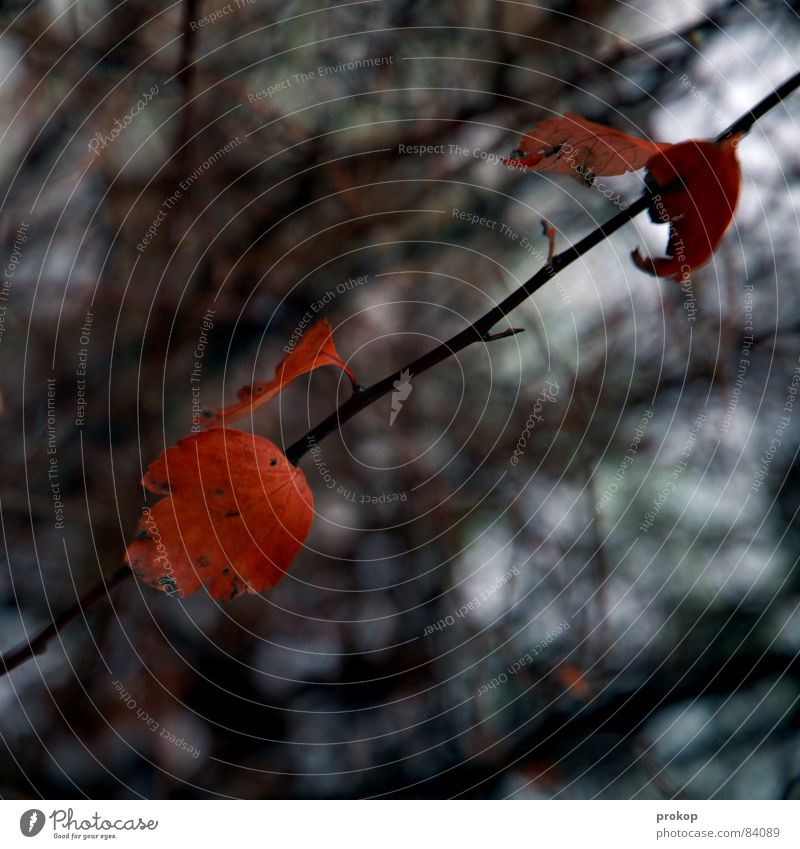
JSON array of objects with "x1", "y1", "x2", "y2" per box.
[
  {"x1": 286, "y1": 70, "x2": 800, "y2": 465},
  {"x1": 719, "y1": 69, "x2": 800, "y2": 140},
  {"x1": 0, "y1": 566, "x2": 132, "y2": 677},
  {"x1": 2, "y1": 71, "x2": 798, "y2": 678},
  {"x1": 286, "y1": 195, "x2": 648, "y2": 463}
]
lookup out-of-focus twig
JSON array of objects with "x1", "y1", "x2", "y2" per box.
[{"x1": 0, "y1": 566, "x2": 131, "y2": 677}]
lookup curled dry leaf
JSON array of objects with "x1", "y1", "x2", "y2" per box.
[
  {"x1": 125, "y1": 428, "x2": 313, "y2": 599},
  {"x1": 632, "y1": 136, "x2": 742, "y2": 281},
  {"x1": 201, "y1": 317, "x2": 356, "y2": 427},
  {"x1": 502, "y1": 113, "x2": 670, "y2": 179},
  {"x1": 503, "y1": 112, "x2": 743, "y2": 281}
]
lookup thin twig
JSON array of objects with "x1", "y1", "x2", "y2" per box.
[
  {"x1": 719, "y1": 69, "x2": 800, "y2": 140},
  {"x1": 0, "y1": 566, "x2": 132, "y2": 676},
  {"x1": 286, "y1": 196, "x2": 650, "y2": 464},
  {"x1": 285, "y1": 70, "x2": 800, "y2": 465},
  {"x1": 2, "y1": 72, "x2": 799, "y2": 678}
]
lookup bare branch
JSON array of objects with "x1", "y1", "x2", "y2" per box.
[
  {"x1": 285, "y1": 71, "x2": 800, "y2": 465},
  {"x1": 0, "y1": 567, "x2": 131, "y2": 678},
  {"x1": 2, "y1": 72, "x2": 799, "y2": 677}
]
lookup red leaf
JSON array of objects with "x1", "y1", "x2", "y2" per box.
[
  {"x1": 201, "y1": 317, "x2": 356, "y2": 427},
  {"x1": 631, "y1": 137, "x2": 742, "y2": 281},
  {"x1": 125, "y1": 428, "x2": 313, "y2": 599},
  {"x1": 503, "y1": 113, "x2": 670, "y2": 178},
  {"x1": 554, "y1": 664, "x2": 592, "y2": 701}
]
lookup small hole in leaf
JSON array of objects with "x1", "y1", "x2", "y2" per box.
[{"x1": 270, "y1": 458, "x2": 277, "y2": 466}]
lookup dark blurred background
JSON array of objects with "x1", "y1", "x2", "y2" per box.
[{"x1": 1, "y1": 0, "x2": 800, "y2": 799}]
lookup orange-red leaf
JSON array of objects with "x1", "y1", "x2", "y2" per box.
[
  {"x1": 554, "y1": 664, "x2": 592, "y2": 702},
  {"x1": 631, "y1": 136, "x2": 742, "y2": 281},
  {"x1": 125, "y1": 428, "x2": 313, "y2": 599},
  {"x1": 202, "y1": 317, "x2": 356, "y2": 427},
  {"x1": 503, "y1": 113, "x2": 670, "y2": 178}
]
